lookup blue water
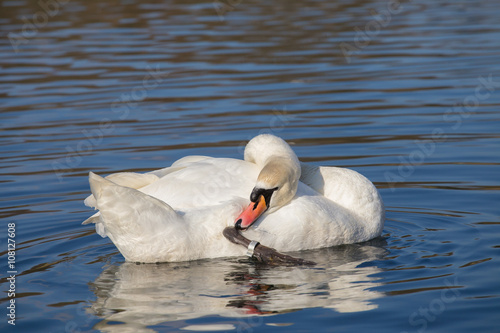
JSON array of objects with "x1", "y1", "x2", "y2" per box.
[{"x1": 1, "y1": 0, "x2": 500, "y2": 332}]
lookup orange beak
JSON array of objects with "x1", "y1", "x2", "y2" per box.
[{"x1": 234, "y1": 195, "x2": 268, "y2": 230}]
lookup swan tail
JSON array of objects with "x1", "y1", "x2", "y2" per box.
[
  {"x1": 82, "y1": 213, "x2": 99, "y2": 225},
  {"x1": 86, "y1": 172, "x2": 180, "y2": 242},
  {"x1": 84, "y1": 172, "x2": 159, "y2": 208}
]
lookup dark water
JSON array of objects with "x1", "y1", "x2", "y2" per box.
[{"x1": 1, "y1": 0, "x2": 500, "y2": 332}]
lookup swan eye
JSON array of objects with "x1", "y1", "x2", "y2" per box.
[{"x1": 250, "y1": 187, "x2": 278, "y2": 206}]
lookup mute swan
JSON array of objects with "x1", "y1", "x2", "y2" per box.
[{"x1": 83, "y1": 134, "x2": 384, "y2": 263}]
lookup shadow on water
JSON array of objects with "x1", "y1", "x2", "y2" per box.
[{"x1": 88, "y1": 238, "x2": 387, "y2": 332}]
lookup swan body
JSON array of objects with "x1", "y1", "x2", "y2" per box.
[{"x1": 84, "y1": 134, "x2": 384, "y2": 262}]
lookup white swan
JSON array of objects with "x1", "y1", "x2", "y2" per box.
[{"x1": 83, "y1": 134, "x2": 384, "y2": 262}]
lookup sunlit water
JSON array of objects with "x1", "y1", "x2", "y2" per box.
[{"x1": 1, "y1": 0, "x2": 499, "y2": 332}]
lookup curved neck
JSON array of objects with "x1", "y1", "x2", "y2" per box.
[
  {"x1": 244, "y1": 134, "x2": 300, "y2": 172},
  {"x1": 243, "y1": 135, "x2": 301, "y2": 210}
]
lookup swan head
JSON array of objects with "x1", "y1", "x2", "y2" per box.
[{"x1": 235, "y1": 134, "x2": 301, "y2": 230}]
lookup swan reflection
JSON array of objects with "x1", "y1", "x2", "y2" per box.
[{"x1": 89, "y1": 240, "x2": 387, "y2": 332}]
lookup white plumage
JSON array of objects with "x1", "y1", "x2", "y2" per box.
[{"x1": 84, "y1": 134, "x2": 385, "y2": 262}]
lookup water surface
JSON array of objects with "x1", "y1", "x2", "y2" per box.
[{"x1": 1, "y1": 0, "x2": 499, "y2": 332}]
